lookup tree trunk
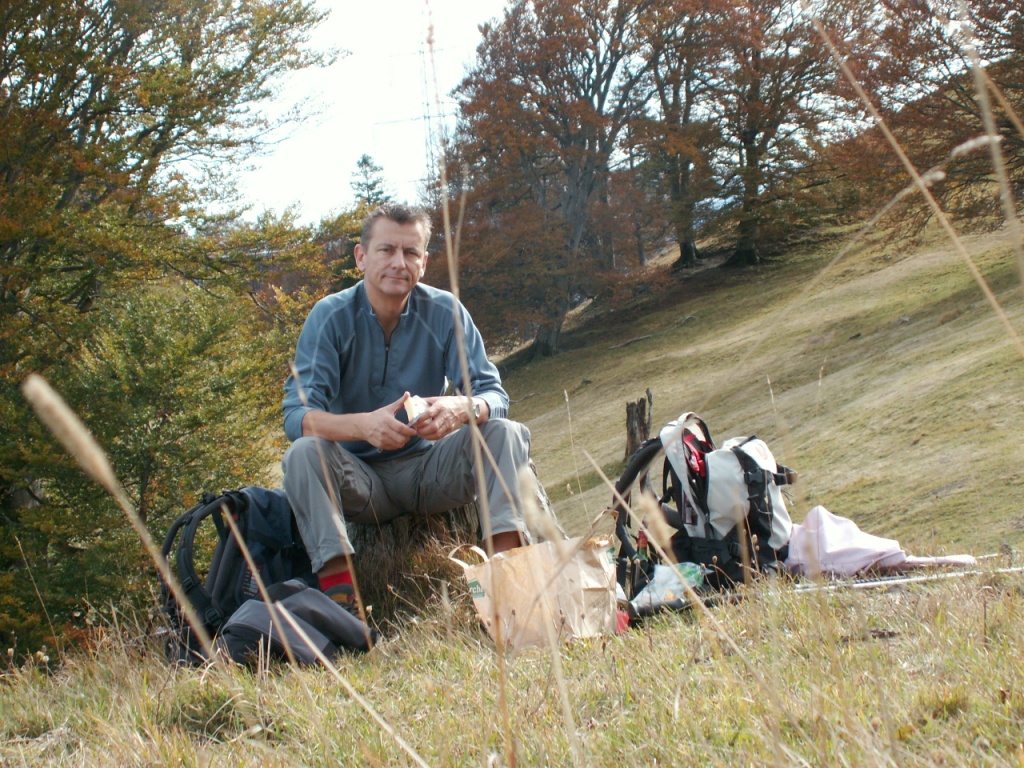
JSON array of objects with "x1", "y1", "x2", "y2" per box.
[
  {"x1": 727, "y1": 115, "x2": 763, "y2": 268},
  {"x1": 624, "y1": 389, "x2": 654, "y2": 460},
  {"x1": 633, "y1": 213, "x2": 647, "y2": 266},
  {"x1": 672, "y1": 238, "x2": 701, "y2": 270},
  {"x1": 727, "y1": 210, "x2": 761, "y2": 267},
  {"x1": 345, "y1": 501, "x2": 477, "y2": 630},
  {"x1": 726, "y1": 178, "x2": 761, "y2": 267},
  {"x1": 347, "y1": 504, "x2": 480, "y2": 555},
  {"x1": 726, "y1": 241, "x2": 760, "y2": 267},
  {"x1": 530, "y1": 314, "x2": 566, "y2": 358},
  {"x1": 667, "y1": 155, "x2": 701, "y2": 271}
]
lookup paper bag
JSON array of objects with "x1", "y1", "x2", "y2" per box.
[{"x1": 451, "y1": 536, "x2": 617, "y2": 651}]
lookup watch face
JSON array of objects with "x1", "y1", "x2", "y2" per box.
[{"x1": 473, "y1": 401, "x2": 481, "y2": 418}]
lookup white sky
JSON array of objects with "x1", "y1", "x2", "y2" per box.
[{"x1": 238, "y1": 0, "x2": 509, "y2": 225}]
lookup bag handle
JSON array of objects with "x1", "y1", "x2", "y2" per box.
[{"x1": 448, "y1": 544, "x2": 489, "y2": 570}]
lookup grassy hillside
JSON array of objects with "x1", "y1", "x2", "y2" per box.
[
  {"x1": 509, "y1": 224, "x2": 1024, "y2": 557},
  {"x1": 4, "y1": 224, "x2": 1024, "y2": 766}
]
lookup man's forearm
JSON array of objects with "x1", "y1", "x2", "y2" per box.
[
  {"x1": 300, "y1": 394, "x2": 419, "y2": 451},
  {"x1": 301, "y1": 409, "x2": 368, "y2": 442}
]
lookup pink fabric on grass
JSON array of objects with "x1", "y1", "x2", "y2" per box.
[{"x1": 785, "y1": 505, "x2": 976, "y2": 577}]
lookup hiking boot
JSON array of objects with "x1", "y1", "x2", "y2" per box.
[{"x1": 324, "y1": 583, "x2": 368, "y2": 624}]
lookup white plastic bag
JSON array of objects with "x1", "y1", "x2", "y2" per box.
[{"x1": 630, "y1": 563, "x2": 703, "y2": 613}]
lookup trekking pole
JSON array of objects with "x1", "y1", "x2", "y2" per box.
[{"x1": 793, "y1": 565, "x2": 1024, "y2": 594}]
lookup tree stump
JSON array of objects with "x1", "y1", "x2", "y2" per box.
[
  {"x1": 346, "y1": 501, "x2": 479, "y2": 628},
  {"x1": 624, "y1": 388, "x2": 654, "y2": 459},
  {"x1": 345, "y1": 460, "x2": 562, "y2": 628}
]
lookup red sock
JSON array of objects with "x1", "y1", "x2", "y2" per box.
[{"x1": 319, "y1": 569, "x2": 353, "y2": 591}]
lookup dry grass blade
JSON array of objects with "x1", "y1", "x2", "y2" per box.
[
  {"x1": 563, "y1": 391, "x2": 589, "y2": 511},
  {"x1": 980, "y1": 67, "x2": 1024, "y2": 144},
  {"x1": 639, "y1": 493, "x2": 674, "y2": 559},
  {"x1": 698, "y1": 132, "x2": 1016, "y2": 419},
  {"x1": 511, "y1": 494, "x2": 617, "y2": 631},
  {"x1": 20, "y1": 373, "x2": 215, "y2": 659},
  {"x1": 583, "y1": 447, "x2": 740, "y2": 646},
  {"x1": 519, "y1": 466, "x2": 564, "y2": 544},
  {"x1": 218, "y1": 505, "x2": 302, "y2": 667},
  {"x1": 954, "y1": 0, "x2": 1024, "y2": 278},
  {"x1": 517, "y1": 468, "x2": 584, "y2": 766},
  {"x1": 425, "y1": 4, "x2": 514, "y2": 763},
  {"x1": 21, "y1": 374, "x2": 127, "y2": 504},
  {"x1": 669, "y1": 5, "x2": 1024, "y2": 419},
  {"x1": 35, "y1": 343, "x2": 429, "y2": 762},
  {"x1": 14, "y1": 536, "x2": 59, "y2": 654}
]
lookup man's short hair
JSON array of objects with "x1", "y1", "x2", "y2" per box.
[{"x1": 360, "y1": 204, "x2": 433, "y2": 248}]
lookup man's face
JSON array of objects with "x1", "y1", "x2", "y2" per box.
[{"x1": 354, "y1": 218, "x2": 429, "y2": 302}]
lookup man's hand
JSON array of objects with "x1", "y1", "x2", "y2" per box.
[
  {"x1": 302, "y1": 393, "x2": 417, "y2": 449},
  {"x1": 362, "y1": 393, "x2": 419, "y2": 450},
  {"x1": 414, "y1": 395, "x2": 478, "y2": 441}
]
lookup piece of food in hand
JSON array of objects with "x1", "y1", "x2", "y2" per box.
[{"x1": 404, "y1": 395, "x2": 429, "y2": 425}]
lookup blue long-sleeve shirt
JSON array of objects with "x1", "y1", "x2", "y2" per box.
[{"x1": 282, "y1": 281, "x2": 509, "y2": 462}]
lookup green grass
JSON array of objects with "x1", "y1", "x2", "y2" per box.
[
  {"x1": 4, "y1": 571, "x2": 1024, "y2": 764},
  {"x1": 5, "y1": 223, "x2": 1024, "y2": 765}
]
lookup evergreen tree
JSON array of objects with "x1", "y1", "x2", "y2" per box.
[{"x1": 351, "y1": 154, "x2": 394, "y2": 206}]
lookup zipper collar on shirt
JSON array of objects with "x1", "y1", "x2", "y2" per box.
[{"x1": 359, "y1": 284, "x2": 400, "y2": 386}]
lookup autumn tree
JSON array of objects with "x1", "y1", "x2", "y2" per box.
[
  {"x1": 632, "y1": 0, "x2": 726, "y2": 269},
  {"x1": 0, "y1": 0, "x2": 328, "y2": 325},
  {"x1": 450, "y1": 0, "x2": 878, "y2": 348},
  {"x1": 837, "y1": 0, "x2": 1024, "y2": 232},
  {"x1": 697, "y1": 0, "x2": 871, "y2": 266},
  {"x1": 599, "y1": 147, "x2": 670, "y2": 267},
  {"x1": 453, "y1": 0, "x2": 660, "y2": 356},
  {"x1": 0, "y1": 0, "x2": 328, "y2": 415},
  {"x1": 444, "y1": 0, "x2": 1022, "y2": 351},
  {"x1": 309, "y1": 206, "x2": 368, "y2": 295},
  {"x1": 0, "y1": 0, "x2": 329, "y2": 651}
]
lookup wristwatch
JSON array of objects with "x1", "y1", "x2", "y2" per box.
[{"x1": 472, "y1": 398, "x2": 482, "y2": 421}]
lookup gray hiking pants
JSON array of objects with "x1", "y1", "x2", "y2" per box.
[{"x1": 281, "y1": 419, "x2": 531, "y2": 573}]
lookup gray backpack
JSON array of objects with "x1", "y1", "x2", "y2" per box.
[
  {"x1": 614, "y1": 412, "x2": 796, "y2": 599},
  {"x1": 217, "y1": 580, "x2": 377, "y2": 665}
]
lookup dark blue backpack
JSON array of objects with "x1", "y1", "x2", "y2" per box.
[{"x1": 159, "y1": 487, "x2": 315, "y2": 663}]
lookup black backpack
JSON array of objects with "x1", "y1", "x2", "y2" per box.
[
  {"x1": 159, "y1": 487, "x2": 316, "y2": 663},
  {"x1": 614, "y1": 413, "x2": 796, "y2": 600}
]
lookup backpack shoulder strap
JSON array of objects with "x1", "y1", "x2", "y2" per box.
[
  {"x1": 728, "y1": 442, "x2": 779, "y2": 559},
  {"x1": 177, "y1": 491, "x2": 248, "y2": 631},
  {"x1": 613, "y1": 437, "x2": 664, "y2": 560},
  {"x1": 160, "y1": 501, "x2": 204, "y2": 610},
  {"x1": 204, "y1": 491, "x2": 252, "y2": 622}
]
